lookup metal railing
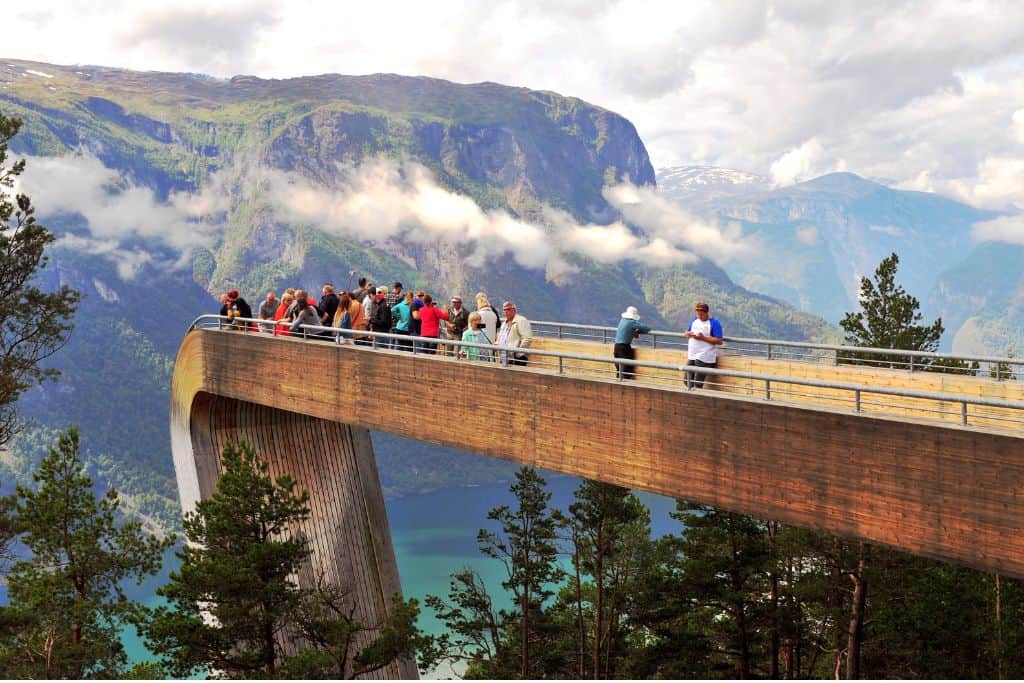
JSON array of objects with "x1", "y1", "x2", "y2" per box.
[
  {"x1": 187, "y1": 315, "x2": 1024, "y2": 432},
  {"x1": 532, "y1": 321, "x2": 1023, "y2": 380}
]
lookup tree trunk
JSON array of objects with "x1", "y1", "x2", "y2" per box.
[
  {"x1": 783, "y1": 637, "x2": 795, "y2": 679},
  {"x1": 995, "y1": 573, "x2": 1003, "y2": 680},
  {"x1": 593, "y1": 521, "x2": 604, "y2": 679},
  {"x1": 846, "y1": 543, "x2": 868, "y2": 680},
  {"x1": 575, "y1": 541, "x2": 585, "y2": 679},
  {"x1": 768, "y1": 521, "x2": 780, "y2": 679},
  {"x1": 521, "y1": 577, "x2": 530, "y2": 677}
]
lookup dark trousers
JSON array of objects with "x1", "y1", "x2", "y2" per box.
[
  {"x1": 393, "y1": 329, "x2": 412, "y2": 352},
  {"x1": 686, "y1": 359, "x2": 717, "y2": 389},
  {"x1": 614, "y1": 343, "x2": 636, "y2": 380},
  {"x1": 508, "y1": 352, "x2": 528, "y2": 367},
  {"x1": 418, "y1": 339, "x2": 437, "y2": 355}
]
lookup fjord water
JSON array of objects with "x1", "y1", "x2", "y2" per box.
[{"x1": 122, "y1": 473, "x2": 682, "y2": 666}]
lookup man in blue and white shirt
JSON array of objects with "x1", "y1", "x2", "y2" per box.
[{"x1": 684, "y1": 301, "x2": 723, "y2": 389}]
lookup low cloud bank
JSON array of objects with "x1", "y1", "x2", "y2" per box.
[
  {"x1": 16, "y1": 155, "x2": 222, "y2": 279},
  {"x1": 266, "y1": 158, "x2": 749, "y2": 275},
  {"x1": 972, "y1": 214, "x2": 1024, "y2": 245}
]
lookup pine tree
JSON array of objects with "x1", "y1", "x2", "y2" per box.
[
  {"x1": 145, "y1": 440, "x2": 310, "y2": 678},
  {"x1": 477, "y1": 467, "x2": 563, "y2": 678},
  {"x1": 839, "y1": 252, "x2": 943, "y2": 368},
  {"x1": 145, "y1": 440, "x2": 423, "y2": 678},
  {"x1": 556, "y1": 479, "x2": 651, "y2": 678},
  {"x1": 0, "y1": 111, "x2": 80, "y2": 446},
  {"x1": 0, "y1": 427, "x2": 171, "y2": 678},
  {"x1": 669, "y1": 502, "x2": 771, "y2": 678},
  {"x1": 423, "y1": 568, "x2": 512, "y2": 677},
  {"x1": 837, "y1": 251, "x2": 943, "y2": 677}
]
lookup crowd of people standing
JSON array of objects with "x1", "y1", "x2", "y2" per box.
[
  {"x1": 218, "y1": 279, "x2": 534, "y2": 363},
  {"x1": 220, "y1": 283, "x2": 724, "y2": 386}
]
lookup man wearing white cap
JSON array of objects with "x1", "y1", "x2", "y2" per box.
[{"x1": 614, "y1": 306, "x2": 652, "y2": 380}]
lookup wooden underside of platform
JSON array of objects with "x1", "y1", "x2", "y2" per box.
[{"x1": 171, "y1": 329, "x2": 1024, "y2": 583}]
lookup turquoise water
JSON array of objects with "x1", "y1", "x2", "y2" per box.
[
  {"x1": 117, "y1": 473, "x2": 682, "y2": 670},
  {"x1": 389, "y1": 474, "x2": 681, "y2": 636}
]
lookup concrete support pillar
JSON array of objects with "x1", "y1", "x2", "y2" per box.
[{"x1": 172, "y1": 393, "x2": 417, "y2": 679}]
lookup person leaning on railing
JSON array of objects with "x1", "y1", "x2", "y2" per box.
[
  {"x1": 289, "y1": 292, "x2": 320, "y2": 336},
  {"x1": 614, "y1": 306, "x2": 651, "y2": 380},
  {"x1": 257, "y1": 291, "x2": 277, "y2": 333},
  {"x1": 219, "y1": 289, "x2": 254, "y2": 330}
]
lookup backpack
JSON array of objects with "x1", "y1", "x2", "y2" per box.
[
  {"x1": 372, "y1": 300, "x2": 392, "y2": 331},
  {"x1": 490, "y1": 305, "x2": 503, "y2": 333}
]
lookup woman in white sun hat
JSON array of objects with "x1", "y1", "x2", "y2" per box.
[{"x1": 613, "y1": 306, "x2": 652, "y2": 381}]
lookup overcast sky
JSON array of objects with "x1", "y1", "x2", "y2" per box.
[{"x1": 7, "y1": 0, "x2": 1024, "y2": 209}]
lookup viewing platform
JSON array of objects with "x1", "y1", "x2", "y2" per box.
[{"x1": 171, "y1": 316, "x2": 1024, "y2": 677}]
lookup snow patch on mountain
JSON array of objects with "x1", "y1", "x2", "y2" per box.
[{"x1": 656, "y1": 165, "x2": 770, "y2": 204}]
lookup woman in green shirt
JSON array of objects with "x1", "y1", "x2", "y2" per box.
[{"x1": 460, "y1": 312, "x2": 494, "y2": 362}]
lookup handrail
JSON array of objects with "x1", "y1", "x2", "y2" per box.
[
  {"x1": 531, "y1": 320, "x2": 1023, "y2": 374},
  {"x1": 186, "y1": 315, "x2": 1024, "y2": 430}
]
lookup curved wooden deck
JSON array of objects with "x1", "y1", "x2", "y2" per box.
[{"x1": 171, "y1": 328, "x2": 1024, "y2": 677}]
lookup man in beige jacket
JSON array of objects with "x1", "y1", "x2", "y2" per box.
[{"x1": 497, "y1": 300, "x2": 532, "y2": 366}]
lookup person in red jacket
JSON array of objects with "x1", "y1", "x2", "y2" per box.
[{"x1": 412, "y1": 293, "x2": 449, "y2": 355}]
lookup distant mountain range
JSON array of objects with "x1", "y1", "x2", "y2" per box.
[{"x1": 657, "y1": 165, "x2": 1017, "y2": 353}]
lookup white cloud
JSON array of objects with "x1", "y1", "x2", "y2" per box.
[
  {"x1": 1014, "y1": 109, "x2": 1024, "y2": 144},
  {"x1": 770, "y1": 139, "x2": 821, "y2": 187},
  {"x1": 16, "y1": 155, "x2": 222, "y2": 278},
  {"x1": 602, "y1": 182, "x2": 747, "y2": 260},
  {"x1": 58, "y1": 235, "x2": 161, "y2": 280},
  {"x1": 268, "y1": 158, "x2": 747, "y2": 271},
  {"x1": 869, "y1": 224, "x2": 903, "y2": 237},
  {"x1": 971, "y1": 214, "x2": 1024, "y2": 245},
  {"x1": 916, "y1": 156, "x2": 1024, "y2": 210}
]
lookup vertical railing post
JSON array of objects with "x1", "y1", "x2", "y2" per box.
[
  {"x1": 961, "y1": 401, "x2": 968, "y2": 426},
  {"x1": 602, "y1": 329, "x2": 608, "y2": 344},
  {"x1": 767, "y1": 343, "x2": 773, "y2": 361},
  {"x1": 651, "y1": 333, "x2": 657, "y2": 350},
  {"x1": 558, "y1": 356, "x2": 564, "y2": 375},
  {"x1": 558, "y1": 325, "x2": 563, "y2": 340},
  {"x1": 854, "y1": 389, "x2": 861, "y2": 413},
  {"x1": 765, "y1": 379, "x2": 771, "y2": 401},
  {"x1": 909, "y1": 356, "x2": 915, "y2": 373}
]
